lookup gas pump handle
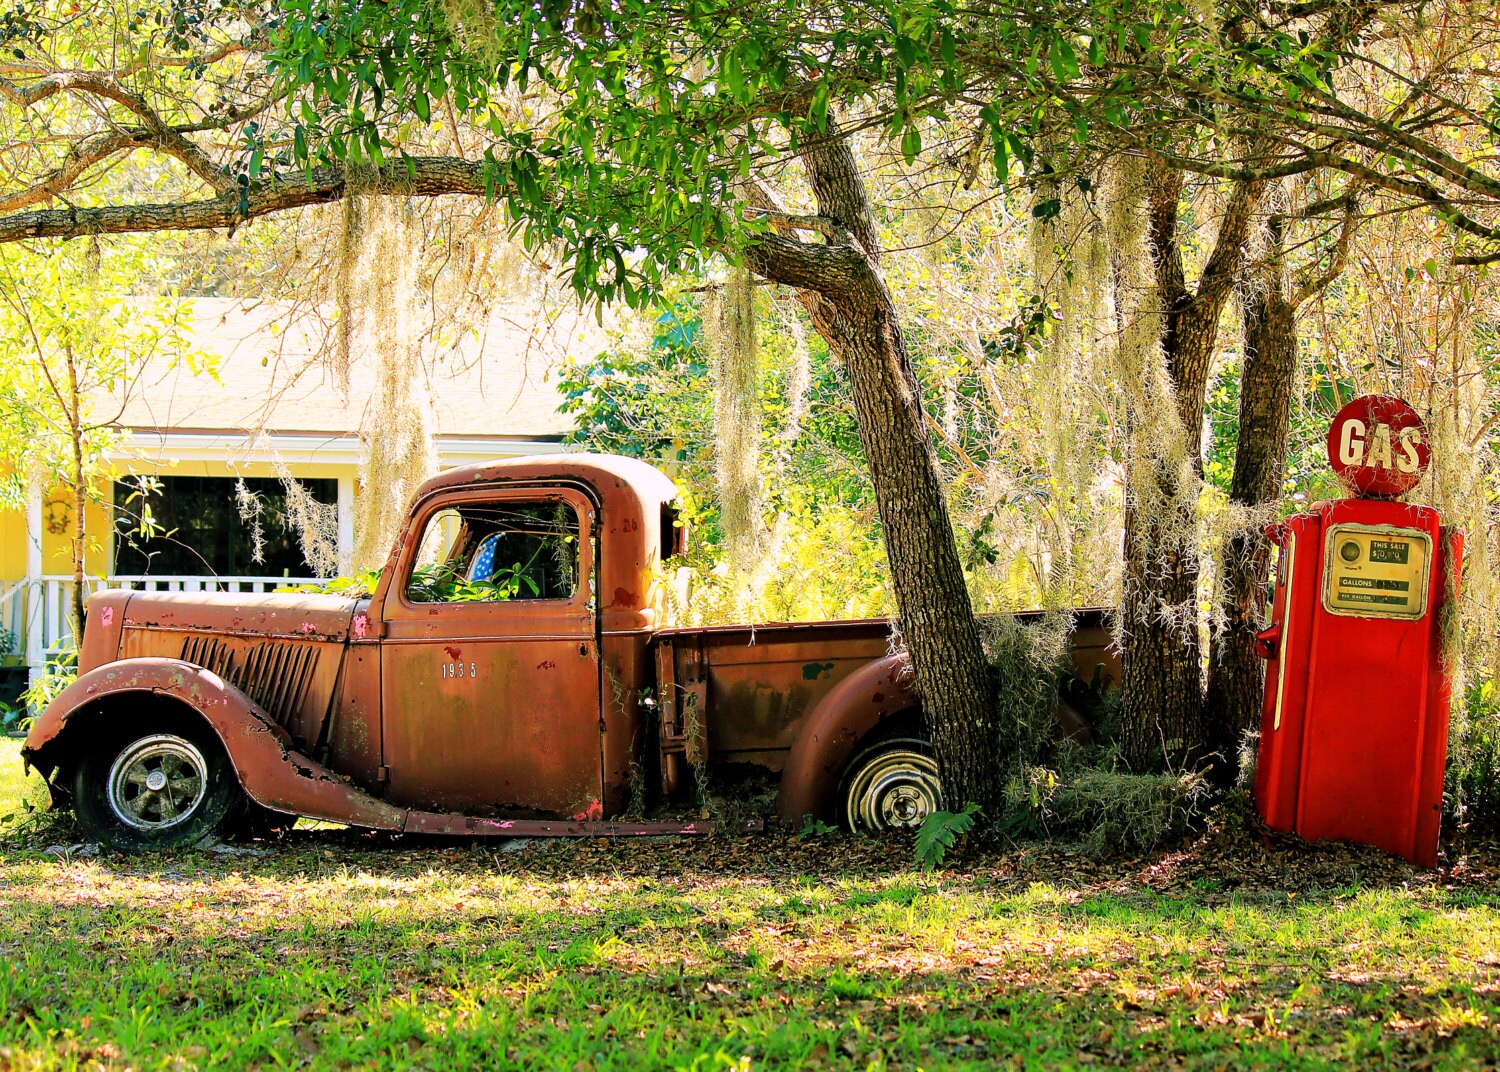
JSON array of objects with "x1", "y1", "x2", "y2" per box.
[{"x1": 1254, "y1": 622, "x2": 1282, "y2": 660}]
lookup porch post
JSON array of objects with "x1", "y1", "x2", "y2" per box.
[
  {"x1": 336, "y1": 475, "x2": 354, "y2": 576},
  {"x1": 24, "y1": 482, "x2": 42, "y2": 692}
]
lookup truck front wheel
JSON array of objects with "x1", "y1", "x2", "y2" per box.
[
  {"x1": 72, "y1": 722, "x2": 242, "y2": 850},
  {"x1": 841, "y1": 738, "x2": 944, "y2": 833}
]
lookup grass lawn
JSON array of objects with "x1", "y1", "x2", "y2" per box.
[{"x1": 1, "y1": 739, "x2": 1498, "y2": 1069}]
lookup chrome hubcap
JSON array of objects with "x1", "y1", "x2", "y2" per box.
[
  {"x1": 845, "y1": 747, "x2": 943, "y2": 832},
  {"x1": 106, "y1": 735, "x2": 209, "y2": 831}
]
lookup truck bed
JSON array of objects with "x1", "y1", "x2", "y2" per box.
[{"x1": 651, "y1": 608, "x2": 1118, "y2": 776}]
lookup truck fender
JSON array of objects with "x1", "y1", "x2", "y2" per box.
[
  {"x1": 22, "y1": 658, "x2": 406, "y2": 830},
  {"x1": 776, "y1": 654, "x2": 920, "y2": 822}
]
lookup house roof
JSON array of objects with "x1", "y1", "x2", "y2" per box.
[{"x1": 113, "y1": 297, "x2": 600, "y2": 441}]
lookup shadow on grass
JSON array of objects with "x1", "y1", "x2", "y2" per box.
[{"x1": 1, "y1": 841, "x2": 1498, "y2": 1071}]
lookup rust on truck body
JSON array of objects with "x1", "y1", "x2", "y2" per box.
[
  {"x1": 116, "y1": 590, "x2": 354, "y2": 751},
  {"x1": 28, "y1": 658, "x2": 409, "y2": 830},
  {"x1": 22, "y1": 453, "x2": 1119, "y2": 842},
  {"x1": 372, "y1": 483, "x2": 603, "y2": 817}
]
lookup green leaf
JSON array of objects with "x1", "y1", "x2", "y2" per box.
[
  {"x1": 1032, "y1": 197, "x2": 1061, "y2": 221},
  {"x1": 914, "y1": 804, "x2": 980, "y2": 871},
  {"x1": 1050, "y1": 37, "x2": 1080, "y2": 81},
  {"x1": 810, "y1": 80, "x2": 830, "y2": 130},
  {"x1": 900, "y1": 127, "x2": 922, "y2": 165},
  {"x1": 413, "y1": 92, "x2": 430, "y2": 122}
]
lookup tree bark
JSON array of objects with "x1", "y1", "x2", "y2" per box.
[
  {"x1": 1119, "y1": 168, "x2": 1262, "y2": 771},
  {"x1": 1203, "y1": 214, "x2": 1296, "y2": 782},
  {"x1": 744, "y1": 124, "x2": 1000, "y2": 810}
]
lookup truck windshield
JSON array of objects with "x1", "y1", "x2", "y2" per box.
[{"x1": 406, "y1": 500, "x2": 580, "y2": 603}]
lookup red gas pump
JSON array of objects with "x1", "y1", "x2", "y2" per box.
[{"x1": 1253, "y1": 395, "x2": 1462, "y2": 868}]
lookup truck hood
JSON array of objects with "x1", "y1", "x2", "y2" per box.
[{"x1": 119, "y1": 589, "x2": 362, "y2": 642}]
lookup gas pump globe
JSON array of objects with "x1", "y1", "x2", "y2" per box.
[{"x1": 1253, "y1": 395, "x2": 1461, "y2": 868}]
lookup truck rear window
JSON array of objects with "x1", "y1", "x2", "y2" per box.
[
  {"x1": 406, "y1": 500, "x2": 580, "y2": 603},
  {"x1": 662, "y1": 502, "x2": 687, "y2": 560}
]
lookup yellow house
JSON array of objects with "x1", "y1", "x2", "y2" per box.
[{"x1": 2, "y1": 297, "x2": 598, "y2": 686}]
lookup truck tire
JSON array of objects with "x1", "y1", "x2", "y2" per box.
[
  {"x1": 840, "y1": 737, "x2": 944, "y2": 833},
  {"x1": 72, "y1": 720, "x2": 242, "y2": 851}
]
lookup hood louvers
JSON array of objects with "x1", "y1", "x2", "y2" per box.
[{"x1": 181, "y1": 635, "x2": 320, "y2": 730}]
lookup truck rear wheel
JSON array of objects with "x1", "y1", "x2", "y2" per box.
[
  {"x1": 72, "y1": 721, "x2": 242, "y2": 850},
  {"x1": 841, "y1": 738, "x2": 944, "y2": 833}
]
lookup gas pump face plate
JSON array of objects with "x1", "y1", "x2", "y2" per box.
[{"x1": 1320, "y1": 523, "x2": 1431, "y2": 620}]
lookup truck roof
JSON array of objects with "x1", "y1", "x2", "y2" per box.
[{"x1": 414, "y1": 452, "x2": 679, "y2": 508}]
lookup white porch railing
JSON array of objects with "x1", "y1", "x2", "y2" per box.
[{"x1": 2, "y1": 574, "x2": 324, "y2": 668}]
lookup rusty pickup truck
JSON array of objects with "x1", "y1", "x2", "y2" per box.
[{"x1": 23, "y1": 454, "x2": 1117, "y2": 849}]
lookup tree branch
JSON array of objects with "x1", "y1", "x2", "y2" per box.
[
  {"x1": 0, "y1": 157, "x2": 491, "y2": 243},
  {"x1": 0, "y1": 70, "x2": 230, "y2": 192},
  {"x1": 0, "y1": 131, "x2": 145, "y2": 214},
  {"x1": 799, "y1": 114, "x2": 883, "y2": 260},
  {"x1": 1194, "y1": 171, "x2": 1264, "y2": 310},
  {"x1": 0, "y1": 39, "x2": 256, "y2": 81},
  {"x1": 1291, "y1": 189, "x2": 1363, "y2": 306},
  {"x1": 1142, "y1": 139, "x2": 1500, "y2": 262},
  {"x1": 741, "y1": 206, "x2": 852, "y2": 243},
  {"x1": 739, "y1": 229, "x2": 871, "y2": 293}
]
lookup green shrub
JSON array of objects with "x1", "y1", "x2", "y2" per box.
[
  {"x1": 282, "y1": 569, "x2": 383, "y2": 597},
  {"x1": 797, "y1": 816, "x2": 838, "y2": 840},
  {"x1": 1447, "y1": 679, "x2": 1500, "y2": 831},
  {"x1": 976, "y1": 613, "x2": 1214, "y2": 855},
  {"x1": 1003, "y1": 759, "x2": 1210, "y2": 854},
  {"x1": 20, "y1": 645, "x2": 76, "y2": 720}
]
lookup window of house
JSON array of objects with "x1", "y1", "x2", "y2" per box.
[
  {"x1": 113, "y1": 476, "x2": 338, "y2": 578},
  {"x1": 406, "y1": 500, "x2": 580, "y2": 603}
]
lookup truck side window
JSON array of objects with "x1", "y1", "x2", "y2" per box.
[
  {"x1": 661, "y1": 502, "x2": 687, "y2": 560},
  {"x1": 406, "y1": 500, "x2": 580, "y2": 603}
]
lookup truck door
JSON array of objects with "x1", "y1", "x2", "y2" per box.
[{"x1": 377, "y1": 485, "x2": 603, "y2": 817}]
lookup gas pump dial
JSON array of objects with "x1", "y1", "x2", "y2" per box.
[{"x1": 1320, "y1": 523, "x2": 1431, "y2": 619}]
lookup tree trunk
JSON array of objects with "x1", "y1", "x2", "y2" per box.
[
  {"x1": 1203, "y1": 215, "x2": 1297, "y2": 782},
  {"x1": 1119, "y1": 488, "x2": 1206, "y2": 769},
  {"x1": 67, "y1": 347, "x2": 87, "y2": 645},
  {"x1": 744, "y1": 123, "x2": 1000, "y2": 810},
  {"x1": 809, "y1": 284, "x2": 1000, "y2": 809},
  {"x1": 1118, "y1": 168, "x2": 1261, "y2": 770},
  {"x1": 71, "y1": 465, "x2": 86, "y2": 645}
]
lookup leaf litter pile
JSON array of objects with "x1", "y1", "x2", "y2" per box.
[{"x1": 3, "y1": 804, "x2": 1500, "y2": 1068}]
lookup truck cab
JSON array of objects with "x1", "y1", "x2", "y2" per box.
[{"x1": 356, "y1": 453, "x2": 702, "y2": 825}]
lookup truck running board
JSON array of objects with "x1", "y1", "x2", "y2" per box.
[{"x1": 401, "y1": 812, "x2": 764, "y2": 837}]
